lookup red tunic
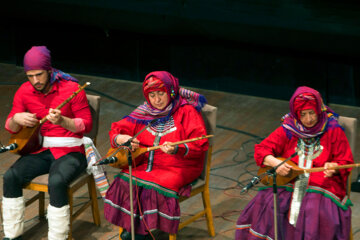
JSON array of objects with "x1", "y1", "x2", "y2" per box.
[
  {"x1": 6, "y1": 80, "x2": 92, "y2": 159},
  {"x1": 255, "y1": 124, "x2": 354, "y2": 199},
  {"x1": 109, "y1": 104, "x2": 209, "y2": 193}
]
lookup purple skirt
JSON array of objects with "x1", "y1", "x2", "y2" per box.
[
  {"x1": 104, "y1": 177, "x2": 181, "y2": 235},
  {"x1": 235, "y1": 188, "x2": 351, "y2": 240}
]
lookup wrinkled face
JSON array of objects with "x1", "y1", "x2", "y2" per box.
[
  {"x1": 148, "y1": 91, "x2": 169, "y2": 110},
  {"x1": 26, "y1": 70, "x2": 51, "y2": 93},
  {"x1": 299, "y1": 109, "x2": 318, "y2": 128}
]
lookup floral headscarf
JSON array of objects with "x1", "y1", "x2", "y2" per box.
[
  {"x1": 125, "y1": 71, "x2": 207, "y2": 125},
  {"x1": 282, "y1": 86, "x2": 336, "y2": 138}
]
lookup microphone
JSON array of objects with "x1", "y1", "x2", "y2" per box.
[
  {"x1": 0, "y1": 143, "x2": 18, "y2": 153},
  {"x1": 240, "y1": 176, "x2": 260, "y2": 194},
  {"x1": 93, "y1": 156, "x2": 118, "y2": 166}
]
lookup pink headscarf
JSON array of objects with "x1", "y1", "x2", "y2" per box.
[
  {"x1": 23, "y1": 46, "x2": 78, "y2": 84},
  {"x1": 23, "y1": 46, "x2": 52, "y2": 72}
]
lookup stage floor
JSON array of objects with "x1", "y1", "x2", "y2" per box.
[{"x1": 1, "y1": 63, "x2": 360, "y2": 239}]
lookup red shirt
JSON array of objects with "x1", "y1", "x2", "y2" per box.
[
  {"x1": 255, "y1": 124, "x2": 354, "y2": 199},
  {"x1": 6, "y1": 80, "x2": 92, "y2": 159},
  {"x1": 109, "y1": 104, "x2": 209, "y2": 192}
]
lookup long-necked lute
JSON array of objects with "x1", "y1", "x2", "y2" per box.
[
  {"x1": 101, "y1": 134, "x2": 213, "y2": 169},
  {"x1": 8, "y1": 82, "x2": 91, "y2": 155},
  {"x1": 258, "y1": 157, "x2": 360, "y2": 186}
]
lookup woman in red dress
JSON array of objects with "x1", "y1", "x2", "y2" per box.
[
  {"x1": 104, "y1": 71, "x2": 209, "y2": 239},
  {"x1": 236, "y1": 86, "x2": 353, "y2": 240}
]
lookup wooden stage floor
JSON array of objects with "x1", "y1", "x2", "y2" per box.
[{"x1": 1, "y1": 63, "x2": 360, "y2": 239}]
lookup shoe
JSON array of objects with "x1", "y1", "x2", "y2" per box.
[
  {"x1": 120, "y1": 230, "x2": 149, "y2": 240},
  {"x1": 351, "y1": 174, "x2": 360, "y2": 192},
  {"x1": 3, "y1": 236, "x2": 22, "y2": 240}
]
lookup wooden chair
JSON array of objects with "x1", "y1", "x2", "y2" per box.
[
  {"x1": 338, "y1": 116, "x2": 357, "y2": 240},
  {"x1": 169, "y1": 104, "x2": 217, "y2": 240},
  {"x1": 23, "y1": 94, "x2": 101, "y2": 240}
]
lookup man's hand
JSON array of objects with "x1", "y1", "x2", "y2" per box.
[
  {"x1": 47, "y1": 108, "x2": 63, "y2": 125},
  {"x1": 13, "y1": 112, "x2": 38, "y2": 127}
]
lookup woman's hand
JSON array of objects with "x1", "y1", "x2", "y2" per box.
[
  {"x1": 160, "y1": 141, "x2": 176, "y2": 155},
  {"x1": 263, "y1": 155, "x2": 292, "y2": 177},
  {"x1": 324, "y1": 162, "x2": 339, "y2": 177},
  {"x1": 116, "y1": 134, "x2": 140, "y2": 151}
]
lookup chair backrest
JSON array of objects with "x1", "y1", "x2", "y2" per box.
[
  {"x1": 338, "y1": 116, "x2": 357, "y2": 198},
  {"x1": 338, "y1": 116, "x2": 357, "y2": 155},
  {"x1": 199, "y1": 104, "x2": 217, "y2": 180},
  {"x1": 85, "y1": 94, "x2": 101, "y2": 143}
]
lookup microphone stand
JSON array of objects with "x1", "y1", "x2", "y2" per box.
[
  {"x1": 127, "y1": 147, "x2": 135, "y2": 240},
  {"x1": 241, "y1": 152, "x2": 299, "y2": 240},
  {"x1": 264, "y1": 152, "x2": 299, "y2": 240},
  {"x1": 118, "y1": 119, "x2": 157, "y2": 240}
]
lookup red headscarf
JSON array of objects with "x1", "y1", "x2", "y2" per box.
[
  {"x1": 293, "y1": 93, "x2": 318, "y2": 119},
  {"x1": 282, "y1": 86, "x2": 335, "y2": 138},
  {"x1": 143, "y1": 76, "x2": 168, "y2": 108}
]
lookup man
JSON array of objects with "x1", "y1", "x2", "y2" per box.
[{"x1": 2, "y1": 46, "x2": 92, "y2": 240}]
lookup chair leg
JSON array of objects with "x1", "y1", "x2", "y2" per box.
[
  {"x1": 169, "y1": 233, "x2": 176, "y2": 240},
  {"x1": 88, "y1": 176, "x2": 101, "y2": 226},
  {"x1": 119, "y1": 227, "x2": 123, "y2": 240},
  {"x1": 202, "y1": 188, "x2": 215, "y2": 237},
  {"x1": 39, "y1": 192, "x2": 45, "y2": 218}
]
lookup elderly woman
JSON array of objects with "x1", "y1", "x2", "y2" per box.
[
  {"x1": 235, "y1": 86, "x2": 353, "y2": 240},
  {"x1": 104, "y1": 71, "x2": 209, "y2": 239}
]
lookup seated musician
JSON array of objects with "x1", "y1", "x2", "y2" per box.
[
  {"x1": 104, "y1": 71, "x2": 209, "y2": 239},
  {"x1": 235, "y1": 86, "x2": 353, "y2": 240},
  {"x1": 1, "y1": 46, "x2": 92, "y2": 240}
]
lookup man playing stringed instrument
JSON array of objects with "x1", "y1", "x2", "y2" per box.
[
  {"x1": 1, "y1": 46, "x2": 92, "y2": 240},
  {"x1": 104, "y1": 71, "x2": 209, "y2": 240},
  {"x1": 235, "y1": 86, "x2": 354, "y2": 240}
]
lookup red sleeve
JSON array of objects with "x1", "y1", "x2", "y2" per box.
[
  {"x1": 5, "y1": 86, "x2": 26, "y2": 133},
  {"x1": 69, "y1": 89, "x2": 92, "y2": 134},
  {"x1": 329, "y1": 126, "x2": 354, "y2": 177},
  {"x1": 254, "y1": 126, "x2": 289, "y2": 167},
  {"x1": 175, "y1": 105, "x2": 209, "y2": 159},
  {"x1": 109, "y1": 119, "x2": 137, "y2": 148}
]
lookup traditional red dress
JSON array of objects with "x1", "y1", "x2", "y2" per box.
[
  {"x1": 104, "y1": 104, "x2": 208, "y2": 234},
  {"x1": 236, "y1": 118, "x2": 354, "y2": 240}
]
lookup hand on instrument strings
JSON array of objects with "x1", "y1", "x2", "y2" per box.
[
  {"x1": 13, "y1": 112, "x2": 38, "y2": 127},
  {"x1": 116, "y1": 134, "x2": 140, "y2": 151},
  {"x1": 160, "y1": 141, "x2": 177, "y2": 155},
  {"x1": 47, "y1": 108, "x2": 63, "y2": 125},
  {"x1": 324, "y1": 162, "x2": 339, "y2": 178},
  {"x1": 264, "y1": 155, "x2": 292, "y2": 177}
]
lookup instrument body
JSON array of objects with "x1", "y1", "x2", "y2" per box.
[
  {"x1": 258, "y1": 157, "x2": 359, "y2": 186},
  {"x1": 106, "y1": 135, "x2": 213, "y2": 169},
  {"x1": 8, "y1": 82, "x2": 90, "y2": 155}
]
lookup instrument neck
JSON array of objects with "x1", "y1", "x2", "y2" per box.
[{"x1": 301, "y1": 163, "x2": 360, "y2": 173}]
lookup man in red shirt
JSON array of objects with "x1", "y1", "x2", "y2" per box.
[{"x1": 1, "y1": 46, "x2": 92, "y2": 240}]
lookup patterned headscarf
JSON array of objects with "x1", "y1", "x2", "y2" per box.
[
  {"x1": 23, "y1": 46, "x2": 78, "y2": 84},
  {"x1": 282, "y1": 86, "x2": 336, "y2": 138},
  {"x1": 126, "y1": 71, "x2": 207, "y2": 124}
]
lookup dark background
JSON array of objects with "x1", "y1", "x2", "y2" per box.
[{"x1": 1, "y1": 0, "x2": 360, "y2": 105}]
